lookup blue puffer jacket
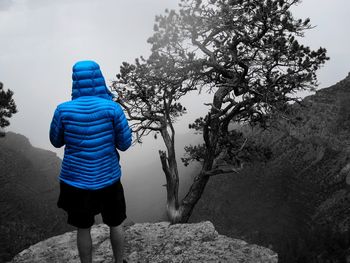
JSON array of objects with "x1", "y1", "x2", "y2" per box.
[{"x1": 49, "y1": 60, "x2": 132, "y2": 190}]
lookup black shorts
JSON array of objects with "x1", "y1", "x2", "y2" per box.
[{"x1": 57, "y1": 179, "x2": 126, "y2": 228}]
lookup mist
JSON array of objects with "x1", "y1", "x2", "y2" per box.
[{"x1": 1, "y1": 0, "x2": 350, "y2": 223}]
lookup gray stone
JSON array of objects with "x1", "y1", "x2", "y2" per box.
[{"x1": 9, "y1": 221, "x2": 277, "y2": 263}]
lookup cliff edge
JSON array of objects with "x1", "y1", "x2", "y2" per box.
[{"x1": 9, "y1": 221, "x2": 277, "y2": 263}]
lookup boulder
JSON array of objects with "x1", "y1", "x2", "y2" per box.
[{"x1": 9, "y1": 221, "x2": 277, "y2": 263}]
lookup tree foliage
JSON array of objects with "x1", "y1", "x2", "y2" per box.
[
  {"x1": 114, "y1": 53, "x2": 199, "y2": 142},
  {"x1": 113, "y1": 0, "x2": 328, "y2": 223},
  {"x1": 0, "y1": 82, "x2": 17, "y2": 129},
  {"x1": 112, "y1": 45, "x2": 201, "y2": 223}
]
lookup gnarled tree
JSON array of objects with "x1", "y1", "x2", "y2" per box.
[
  {"x1": 113, "y1": 0, "x2": 328, "y2": 223},
  {"x1": 113, "y1": 52, "x2": 200, "y2": 221}
]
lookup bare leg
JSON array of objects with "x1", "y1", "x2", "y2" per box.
[
  {"x1": 110, "y1": 224, "x2": 124, "y2": 263},
  {"x1": 77, "y1": 227, "x2": 92, "y2": 263}
]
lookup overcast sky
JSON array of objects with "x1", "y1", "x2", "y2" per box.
[{"x1": 1, "y1": 0, "x2": 350, "y2": 155}]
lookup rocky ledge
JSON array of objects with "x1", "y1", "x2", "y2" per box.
[{"x1": 9, "y1": 221, "x2": 277, "y2": 263}]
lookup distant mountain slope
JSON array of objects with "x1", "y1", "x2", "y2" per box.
[
  {"x1": 0, "y1": 132, "x2": 72, "y2": 262},
  {"x1": 190, "y1": 73, "x2": 350, "y2": 263}
]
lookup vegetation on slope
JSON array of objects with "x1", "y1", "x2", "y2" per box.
[{"x1": 190, "y1": 73, "x2": 350, "y2": 262}]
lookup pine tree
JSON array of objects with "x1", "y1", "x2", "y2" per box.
[
  {"x1": 113, "y1": 0, "x2": 328, "y2": 223},
  {"x1": 0, "y1": 82, "x2": 17, "y2": 130}
]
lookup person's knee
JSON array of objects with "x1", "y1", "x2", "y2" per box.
[
  {"x1": 110, "y1": 224, "x2": 124, "y2": 241},
  {"x1": 110, "y1": 224, "x2": 123, "y2": 233},
  {"x1": 77, "y1": 227, "x2": 92, "y2": 243},
  {"x1": 77, "y1": 227, "x2": 92, "y2": 234}
]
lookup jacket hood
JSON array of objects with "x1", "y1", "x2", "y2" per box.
[{"x1": 71, "y1": 60, "x2": 114, "y2": 100}]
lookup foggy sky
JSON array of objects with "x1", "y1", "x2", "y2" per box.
[
  {"x1": 1, "y1": 0, "x2": 350, "y2": 223},
  {"x1": 1, "y1": 0, "x2": 350, "y2": 155}
]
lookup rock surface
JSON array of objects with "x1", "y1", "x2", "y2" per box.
[{"x1": 9, "y1": 221, "x2": 277, "y2": 263}]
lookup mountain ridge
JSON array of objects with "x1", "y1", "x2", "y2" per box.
[
  {"x1": 190, "y1": 72, "x2": 350, "y2": 262},
  {"x1": 0, "y1": 132, "x2": 72, "y2": 262}
]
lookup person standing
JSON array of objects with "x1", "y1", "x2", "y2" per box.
[{"x1": 50, "y1": 60, "x2": 131, "y2": 263}]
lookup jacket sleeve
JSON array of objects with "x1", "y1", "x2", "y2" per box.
[
  {"x1": 113, "y1": 103, "x2": 132, "y2": 151},
  {"x1": 49, "y1": 107, "x2": 65, "y2": 148}
]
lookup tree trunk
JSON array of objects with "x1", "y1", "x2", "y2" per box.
[
  {"x1": 161, "y1": 114, "x2": 219, "y2": 224},
  {"x1": 177, "y1": 171, "x2": 211, "y2": 223},
  {"x1": 168, "y1": 86, "x2": 228, "y2": 223},
  {"x1": 161, "y1": 86, "x2": 229, "y2": 224},
  {"x1": 159, "y1": 127, "x2": 182, "y2": 223}
]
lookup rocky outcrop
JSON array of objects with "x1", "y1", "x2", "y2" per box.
[{"x1": 9, "y1": 221, "x2": 277, "y2": 263}]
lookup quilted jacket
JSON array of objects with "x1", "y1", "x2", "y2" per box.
[{"x1": 49, "y1": 60, "x2": 132, "y2": 190}]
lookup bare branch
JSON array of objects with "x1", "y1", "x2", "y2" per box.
[{"x1": 204, "y1": 164, "x2": 244, "y2": 177}]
